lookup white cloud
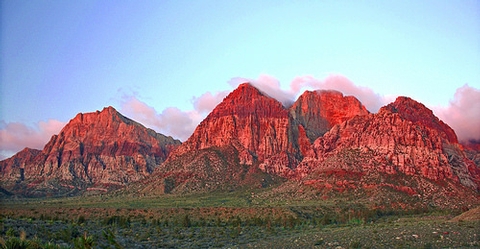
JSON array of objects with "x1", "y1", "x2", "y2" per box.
[
  {"x1": 120, "y1": 95, "x2": 203, "y2": 141},
  {"x1": 0, "y1": 119, "x2": 65, "y2": 160},
  {"x1": 433, "y1": 84, "x2": 480, "y2": 142}
]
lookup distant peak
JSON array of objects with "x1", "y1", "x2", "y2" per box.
[
  {"x1": 382, "y1": 96, "x2": 432, "y2": 115},
  {"x1": 99, "y1": 106, "x2": 119, "y2": 114},
  {"x1": 314, "y1": 89, "x2": 343, "y2": 96},
  {"x1": 229, "y1": 82, "x2": 270, "y2": 99},
  {"x1": 381, "y1": 96, "x2": 458, "y2": 143}
]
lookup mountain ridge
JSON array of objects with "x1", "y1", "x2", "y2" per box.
[
  {"x1": 0, "y1": 106, "x2": 181, "y2": 197},
  {"x1": 1, "y1": 83, "x2": 479, "y2": 208}
]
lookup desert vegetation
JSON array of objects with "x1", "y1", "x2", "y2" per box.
[{"x1": 1, "y1": 190, "x2": 479, "y2": 248}]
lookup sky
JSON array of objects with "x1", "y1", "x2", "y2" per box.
[{"x1": 1, "y1": 0, "x2": 479, "y2": 159}]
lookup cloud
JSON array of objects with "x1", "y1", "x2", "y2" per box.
[
  {"x1": 290, "y1": 74, "x2": 392, "y2": 112},
  {"x1": 192, "y1": 90, "x2": 229, "y2": 114},
  {"x1": 230, "y1": 74, "x2": 391, "y2": 112},
  {"x1": 0, "y1": 119, "x2": 65, "y2": 160},
  {"x1": 120, "y1": 95, "x2": 202, "y2": 141},
  {"x1": 433, "y1": 84, "x2": 480, "y2": 143},
  {"x1": 251, "y1": 75, "x2": 295, "y2": 107}
]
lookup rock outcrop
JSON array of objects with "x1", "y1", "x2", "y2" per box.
[
  {"x1": 290, "y1": 90, "x2": 369, "y2": 142},
  {"x1": 144, "y1": 85, "x2": 479, "y2": 207},
  {"x1": 299, "y1": 97, "x2": 474, "y2": 183},
  {"x1": 173, "y1": 83, "x2": 295, "y2": 164},
  {"x1": 294, "y1": 96, "x2": 479, "y2": 208},
  {"x1": 2, "y1": 82, "x2": 478, "y2": 207},
  {"x1": 146, "y1": 83, "x2": 371, "y2": 192},
  {"x1": 0, "y1": 107, "x2": 180, "y2": 196},
  {"x1": 148, "y1": 83, "x2": 297, "y2": 192}
]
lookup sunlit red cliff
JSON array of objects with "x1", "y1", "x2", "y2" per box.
[{"x1": 1, "y1": 83, "x2": 479, "y2": 208}]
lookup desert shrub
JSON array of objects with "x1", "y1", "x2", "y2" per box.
[
  {"x1": 5, "y1": 228, "x2": 16, "y2": 238},
  {"x1": 103, "y1": 215, "x2": 130, "y2": 228},
  {"x1": 54, "y1": 224, "x2": 80, "y2": 243},
  {"x1": 103, "y1": 229, "x2": 124, "y2": 249},
  {"x1": 182, "y1": 215, "x2": 191, "y2": 227},
  {"x1": 0, "y1": 236, "x2": 30, "y2": 249},
  {"x1": 77, "y1": 215, "x2": 86, "y2": 225},
  {"x1": 73, "y1": 232, "x2": 95, "y2": 249}
]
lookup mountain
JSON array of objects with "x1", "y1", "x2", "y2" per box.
[
  {"x1": 295, "y1": 96, "x2": 479, "y2": 208},
  {"x1": 0, "y1": 106, "x2": 181, "y2": 197},
  {"x1": 290, "y1": 89, "x2": 369, "y2": 142},
  {"x1": 139, "y1": 83, "x2": 295, "y2": 193},
  {"x1": 138, "y1": 83, "x2": 479, "y2": 209},
  {"x1": 1, "y1": 83, "x2": 478, "y2": 208},
  {"x1": 138, "y1": 83, "x2": 374, "y2": 193}
]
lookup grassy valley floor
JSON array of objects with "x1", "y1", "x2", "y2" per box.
[{"x1": 1, "y1": 191, "x2": 479, "y2": 248}]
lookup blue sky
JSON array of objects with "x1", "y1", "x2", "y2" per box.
[{"x1": 1, "y1": 1, "x2": 479, "y2": 159}]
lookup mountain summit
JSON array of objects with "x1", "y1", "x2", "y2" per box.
[
  {"x1": 138, "y1": 84, "x2": 479, "y2": 208},
  {"x1": 138, "y1": 83, "x2": 375, "y2": 193},
  {"x1": 1, "y1": 84, "x2": 478, "y2": 208},
  {"x1": 0, "y1": 106, "x2": 180, "y2": 196}
]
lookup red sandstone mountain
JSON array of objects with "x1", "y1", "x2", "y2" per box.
[
  {"x1": 139, "y1": 83, "x2": 479, "y2": 208},
  {"x1": 290, "y1": 90, "x2": 369, "y2": 142},
  {"x1": 139, "y1": 83, "x2": 372, "y2": 193},
  {"x1": 0, "y1": 107, "x2": 180, "y2": 197},
  {"x1": 294, "y1": 96, "x2": 479, "y2": 208},
  {"x1": 143, "y1": 83, "x2": 296, "y2": 193},
  {"x1": 1, "y1": 83, "x2": 479, "y2": 206}
]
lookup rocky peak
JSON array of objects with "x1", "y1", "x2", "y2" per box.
[
  {"x1": 174, "y1": 82, "x2": 291, "y2": 162},
  {"x1": 296, "y1": 96, "x2": 479, "y2": 193},
  {"x1": 381, "y1": 96, "x2": 458, "y2": 144},
  {"x1": 290, "y1": 90, "x2": 369, "y2": 142},
  {"x1": 208, "y1": 82, "x2": 287, "y2": 118},
  {"x1": 0, "y1": 106, "x2": 181, "y2": 197},
  {"x1": 149, "y1": 83, "x2": 300, "y2": 193}
]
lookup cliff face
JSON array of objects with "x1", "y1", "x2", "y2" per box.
[
  {"x1": 300, "y1": 97, "x2": 474, "y2": 184},
  {"x1": 173, "y1": 83, "x2": 294, "y2": 165},
  {"x1": 2, "y1": 83, "x2": 478, "y2": 205},
  {"x1": 153, "y1": 83, "x2": 298, "y2": 191},
  {"x1": 146, "y1": 83, "x2": 373, "y2": 192},
  {"x1": 0, "y1": 107, "x2": 180, "y2": 196},
  {"x1": 292, "y1": 96, "x2": 479, "y2": 208},
  {"x1": 290, "y1": 90, "x2": 369, "y2": 142}
]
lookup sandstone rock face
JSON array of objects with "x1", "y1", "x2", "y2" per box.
[
  {"x1": 0, "y1": 148, "x2": 42, "y2": 181},
  {"x1": 173, "y1": 83, "x2": 295, "y2": 165},
  {"x1": 167, "y1": 83, "x2": 300, "y2": 182},
  {"x1": 297, "y1": 96, "x2": 479, "y2": 193},
  {"x1": 0, "y1": 107, "x2": 180, "y2": 196},
  {"x1": 154, "y1": 84, "x2": 479, "y2": 202},
  {"x1": 290, "y1": 90, "x2": 369, "y2": 142},
  {"x1": 152, "y1": 83, "x2": 371, "y2": 191}
]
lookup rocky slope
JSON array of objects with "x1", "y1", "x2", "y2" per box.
[
  {"x1": 293, "y1": 96, "x2": 479, "y2": 208},
  {"x1": 290, "y1": 89, "x2": 369, "y2": 142},
  {"x1": 141, "y1": 83, "x2": 374, "y2": 193},
  {"x1": 141, "y1": 83, "x2": 479, "y2": 208},
  {"x1": 1, "y1": 83, "x2": 479, "y2": 207},
  {"x1": 0, "y1": 107, "x2": 180, "y2": 197}
]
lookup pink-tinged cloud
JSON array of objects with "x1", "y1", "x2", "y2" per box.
[
  {"x1": 192, "y1": 90, "x2": 229, "y2": 114},
  {"x1": 290, "y1": 75, "x2": 392, "y2": 112},
  {"x1": 231, "y1": 74, "x2": 391, "y2": 112},
  {"x1": 0, "y1": 119, "x2": 65, "y2": 160},
  {"x1": 120, "y1": 95, "x2": 202, "y2": 141},
  {"x1": 251, "y1": 75, "x2": 295, "y2": 107},
  {"x1": 433, "y1": 84, "x2": 480, "y2": 143},
  {"x1": 229, "y1": 75, "x2": 296, "y2": 107}
]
